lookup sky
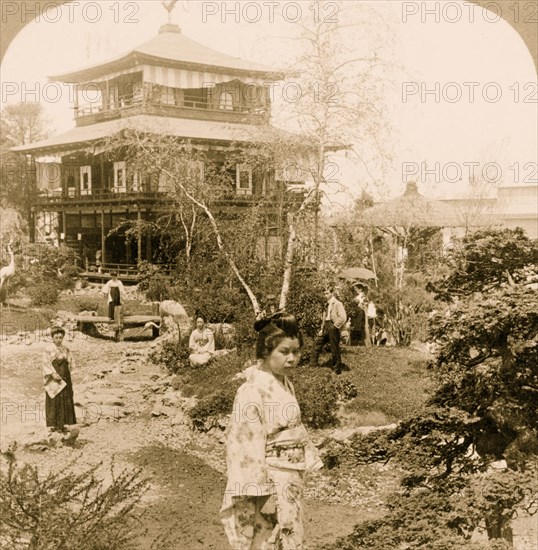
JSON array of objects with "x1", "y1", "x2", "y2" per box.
[{"x1": 1, "y1": 0, "x2": 537, "y2": 208}]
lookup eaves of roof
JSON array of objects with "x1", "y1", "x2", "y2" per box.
[{"x1": 11, "y1": 115, "x2": 298, "y2": 154}]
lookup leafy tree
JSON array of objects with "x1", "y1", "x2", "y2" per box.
[
  {"x1": 1, "y1": 103, "x2": 49, "y2": 147},
  {"x1": 276, "y1": 0, "x2": 394, "y2": 308},
  {"x1": 429, "y1": 227, "x2": 538, "y2": 298},
  {"x1": 1, "y1": 102, "x2": 51, "y2": 233},
  {"x1": 102, "y1": 130, "x2": 271, "y2": 314},
  {"x1": 9, "y1": 243, "x2": 79, "y2": 305}
]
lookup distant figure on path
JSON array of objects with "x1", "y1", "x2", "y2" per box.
[
  {"x1": 102, "y1": 270, "x2": 124, "y2": 320},
  {"x1": 189, "y1": 315, "x2": 215, "y2": 367},
  {"x1": 310, "y1": 286, "x2": 347, "y2": 374},
  {"x1": 42, "y1": 326, "x2": 76, "y2": 432},
  {"x1": 349, "y1": 291, "x2": 366, "y2": 346},
  {"x1": 221, "y1": 312, "x2": 323, "y2": 549}
]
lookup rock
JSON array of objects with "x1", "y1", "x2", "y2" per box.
[
  {"x1": 81, "y1": 389, "x2": 126, "y2": 407},
  {"x1": 171, "y1": 411, "x2": 186, "y2": 426},
  {"x1": 159, "y1": 300, "x2": 191, "y2": 334},
  {"x1": 62, "y1": 427, "x2": 80, "y2": 446},
  {"x1": 119, "y1": 365, "x2": 137, "y2": 374},
  {"x1": 179, "y1": 396, "x2": 197, "y2": 410},
  {"x1": 161, "y1": 390, "x2": 180, "y2": 407},
  {"x1": 16, "y1": 427, "x2": 80, "y2": 451}
]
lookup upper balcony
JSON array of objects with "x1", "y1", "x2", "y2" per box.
[{"x1": 73, "y1": 80, "x2": 271, "y2": 127}]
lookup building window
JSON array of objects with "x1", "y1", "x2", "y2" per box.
[
  {"x1": 113, "y1": 162, "x2": 127, "y2": 193},
  {"x1": 187, "y1": 160, "x2": 204, "y2": 183},
  {"x1": 160, "y1": 86, "x2": 176, "y2": 105},
  {"x1": 219, "y1": 92, "x2": 234, "y2": 111},
  {"x1": 80, "y1": 166, "x2": 92, "y2": 195},
  {"x1": 130, "y1": 171, "x2": 141, "y2": 192},
  {"x1": 236, "y1": 164, "x2": 252, "y2": 195},
  {"x1": 109, "y1": 85, "x2": 118, "y2": 109},
  {"x1": 184, "y1": 88, "x2": 208, "y2": 108}
]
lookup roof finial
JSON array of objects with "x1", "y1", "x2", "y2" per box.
[{"x1": 162, "y1": 0, "x2": 178, "y2": 24}]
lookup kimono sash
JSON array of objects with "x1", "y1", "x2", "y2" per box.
[{"x1": 266, "y1": 425, "x2": 323, "y2": 472}]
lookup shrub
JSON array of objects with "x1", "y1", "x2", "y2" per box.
[
  {"x1": 150, "y1": 339, "x2": 247, "y2": 407},
  {"x1": 293, "y1": 368, "x2": 343, "y2": 429},
  {"x1": 189, "y1": 383, "x2": 241, "y2": 431},
  {"x1": 27, "y1": 280, "x2": 61, "y2": 306},
  {"x1": 182, "y1": 352, "x2": 248, "y2": 431},
  {"x1": 0, "y1": 449, "x2": 149, "y2": 550},
  {"x1": 145, "y1": 274, "x2": 171, "y2": 302},
  {"x1": 63, "y1": 264, "x2": 83, "y2": 278},
  {"x1": 148, "y1": 337, "x2": 191, "y2": 374},
  {"x1": 286, "y1": 270, "x2": 326, "y2": 337},
  {"x1": 372, "y1": 272, "x2": 436, "y2": 346},
  {"x1": 171, "y1": 281, "x2": 256, "y2": 350},
  {"x1": 75, "y1": 296, "x2": 100, "y2": 313}
]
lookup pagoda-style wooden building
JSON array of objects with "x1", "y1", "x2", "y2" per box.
[{"x1": 13, "y1": 22, "x2": 303, "y2": 276}]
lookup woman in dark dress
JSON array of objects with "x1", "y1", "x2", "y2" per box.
[
  {"x1": 349, "y1": 294, "x2": 366, "y2": 346},
  {"x1": 42, "y1": 326, "x2": 76, "y2": 431}
]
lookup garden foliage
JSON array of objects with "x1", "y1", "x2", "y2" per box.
[
  {"x1": 10, "y1": 243, "x2": 80, "y2": 306},
  {"x1": 0, "y1": 450, "x2": 149, "y2": 550},
  {"x1": 326, "y1": 228, "x2": 538, "y2": 548}
]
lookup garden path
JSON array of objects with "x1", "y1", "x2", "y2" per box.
[{"x1": 0, "y1": 331, "x2": 388, "y2": 549}]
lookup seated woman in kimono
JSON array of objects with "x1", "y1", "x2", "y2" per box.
[
  {"x1": 188, "y1": 315, "x2": 215, "y2": 367},
  {"x1": 221, "y1": 312, "x2": 323, "y2": 550}
]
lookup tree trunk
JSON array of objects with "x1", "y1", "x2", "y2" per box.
[
  {"x1": 158, "y1": 165, "x2": 261, "y2": 315},
  {"x1": 485, "y1": 512, "x2": 514, "y2": 544},
  {"x1": 279, "y1": 215, "x2": 296, "y2": 310},
  {"x1": 364, "y1": 305, "x2": 371, "y2": 347}
]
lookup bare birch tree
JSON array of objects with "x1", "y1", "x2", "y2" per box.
[{"x1": 273, "y1": 0, "x2": 395, "y2": 308}]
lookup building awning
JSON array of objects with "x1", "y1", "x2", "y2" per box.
[
  {"x1": 84, "y1": 64, "x2": 270, "y2": 87},
  {"x1": 11, "y1": 115, "x2": 294, "y2": 154}
]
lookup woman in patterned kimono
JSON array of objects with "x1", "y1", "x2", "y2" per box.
[
  {"x1": 221, "y1": 312, "x2": 323, "y2": 550},
  {"x1": 42, "y1": 326, "x2": 76, "y2": 431},
  {"x1": 189, "y1": 315, "x2": 215, "y2": 367}
]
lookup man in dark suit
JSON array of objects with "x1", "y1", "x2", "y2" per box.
[{"x1": 310, "y1": 286, "x2": 347, "y2": 374}]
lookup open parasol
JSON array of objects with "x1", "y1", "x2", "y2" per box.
[{"x1": 339, "y1": 267, "x2": 377, "y2": 281}]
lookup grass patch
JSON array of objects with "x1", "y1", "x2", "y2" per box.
[
  {"x1": 152, "y1": 342, "x2": 433, "y2": 431},
  {"x1": 0, "y1": 307, "x2": 55, "y2": 334},
  {"x1": 177, "y1": 352, "x2": 248, "y2": 400},
  {"x1": 177, "y1": 351, "x2": 250, "y2": 431},
  {"x1": 340, "y1": 346, "x2": 432, "y2": 424}
]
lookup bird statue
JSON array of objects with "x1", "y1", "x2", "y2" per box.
[{"x1": 0, "y1": 242, "x2": 15, "y2": 309}]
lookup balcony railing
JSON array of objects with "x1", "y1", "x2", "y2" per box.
[
  {"x1": 35, "y1": 185, "x2": 306, "y2": 208},
  {"x1": 75, "y1": 94, "x2": 268, "y2": 120},
  {"x1": 36, "y1": 188, "x2": 166, "y2": 205},
  {"x1": 82, "y1": 262, "x2": 178, "y2": 282}
]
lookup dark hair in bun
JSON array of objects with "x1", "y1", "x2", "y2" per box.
[
  {"x1": 255, "y1": 311, "x2": 302, "y2": 359},
  {"x1": 50, "y1": 326, "x2": 66, "y2": 337}
]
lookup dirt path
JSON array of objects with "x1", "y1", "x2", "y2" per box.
[{"x1": 0, "y1": 333, "x2": 386, "y2": 549}]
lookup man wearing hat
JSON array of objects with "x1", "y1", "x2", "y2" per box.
[{"x1": 310, "y1": 286, "x2": 347, "y2": 374}]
